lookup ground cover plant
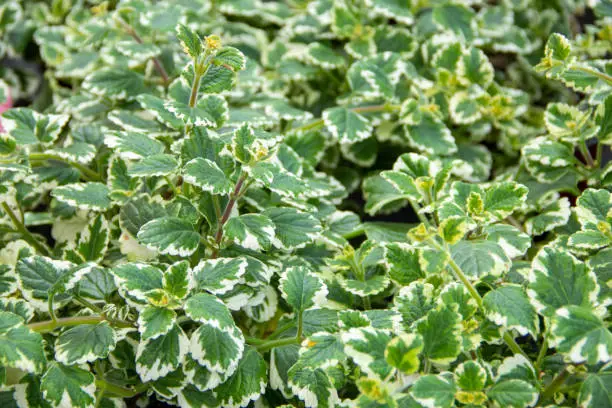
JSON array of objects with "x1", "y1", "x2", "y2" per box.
[{"x1": 0, "y1": 0, "x2": 611, "y2": 407}]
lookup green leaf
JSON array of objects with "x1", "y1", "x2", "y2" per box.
[
  {"x1": 120, "y1": 195, "x2": 167, "y2": 238},
  {"x1": 176, "y1": 24, "x2": 202, "y2": 59},
  {"x1": 440, "y1": 283, "x2": 477, "y2": 320},
  {"x1": 416, "y1": 305, "x2": 462, "y2": 364},
  {"x1": 569, "y1": 230, "x2": 611, "y2": 251},
  {"x1": 288, "y1": 364, "x2": 338, "y2": 408},
  {"x1": 297, "y1": 333, "x2": 345, "y2": 369},
  {"x1": 264, "y1": 207, "x2": 322, "y2": 250},
  {"x1": 83, "y1": 68, "x2": 146, "y2": 101},
  {"x1": 199, "y1": 64, "x2": 236, "y2": 94},
  {"x1": 451, "y1": 240, "x2": 510, "y2": 279},
  {"x1": 137, "y1": 217, "x2": 200, "y2": 257},
  {"x1": 459, "y1": 48, "x2": 494, "y2": 87},
  {"x1": 411, "y1": 373, "x2": 456, "y2": 408},
  {"x1": 0, "y1": 264, "x2": 17, "y2": 297},
  {"x1": 522, "y1": 137, "x2": 577, "y2": 183},
  {"x1": 404, "y1": 115, "x2": 456, "y2": 156},
  {"x1": 488, "y1": 379, "x2": 539, "y2": 408},
  {"x1": 367, "y1": 0, "x2": 413, "y2": 24},
  {"x1": 347, "y1": 61, "x2": 394, "y2": 100},
  {"x1": 323, "y1": 107, "x2": 373, "y2": 144},
  {"x1": 575, "y1": 189, "x2": 612, "y2": 228},
  {"x1": 545, "y1": 103, "x2": 589, "y2": 138},
  {"x1": 1, "y1": 108, "x2": 69, "y2": 145},
  {"x1": 190, "y1": 322, "x2": 244, "y2": 375},
  {"x1": 433, "y1": 4, "x2": 475, "y2": 41},
  {"x1": 164, "y1": 100, "x2": 216, "y2": 127},
  {"x1": 52, "y1": 183, "x2": 111, "y2": 211},
  {"x1": 280, "y1": 265, "x2": 328, "y2": 312},
  {"x1": 193, "y1": 257, "x2": 247, "y2": 295},
  {"x1": 578, "y1": 365, "x2": 612, "y2": 408},
  {"x1": 449, "y1": 91, "x2": 482, "y2": 125},
  {"x1": 151, "y1": 368, "x2": 187, "y2": 399},
  {"x1": 497, "y1": 354, "x2": 538, "y2": 384},
  {"x1": 136, "y1": 324, "x2": 188, "y2": 382},
  {"x1": 383, "y1": 243, "x2": 426, "y2": 285},
  {"x1": 455, "y1": 360, "x2": 487, "y2": 391},
  {"x1": 525, "y1": 197, "x2": 571, "y2": 236},
  {"x1": 483, "y1": 284, "x2": 539, "y2": 337},
  {"x1": 384, "y1": 333, "x2": 423, "y2": 374},
  {"x1": 55, "y1": 322, "x2": 116, "y2": 365},
  {"x1": 342, "y1": 327, "x2": 393, "y2": 380},
  {"x1": 137, "y1": 94, "x2": 184, "y2": 129},
  {"x1": 51, "y1": 143, "x2": 96, "y2": 165},
  {"x1": 197, "y1": 95, "x2": 229, "y2": 128},
  {"x1": 535, "y1": 33, "x2": 571, "y2": 75},
  {"x1": 0, "y1": 311, "x2": 46, "y2": 374},
  {"x1": 394, "y1": 282, "x2": 436, "y2": 329},
  {"x1": 115, "y1": 41, "x2": 161, "y2": 61},
  {"x1": 128, "y1": 154, "x2": 178, "y2": 177},
  {"x1": 110, "y1": 263, "x2": 163, "y2": 303},
  {"x1": 183, "y1": 157, "x2": 234, "y2": 195},
  {"x1": 439, "y1": 216, "x2": 468, "y2": 245},
  {"x1": 138, "y1": 306, "x2": 176, "y2": 341},
  {"x1": 0, "y1": 298, "x2": 34, "y2": 322},
  {"x1": 16, "y1": 256, "x2": 74, "y2": 309},
  {"x1": 184, "y1": 293, "x2": 235, "y2": 329},
  {"x1": 223, "y1": 214, "x2": 278, "y2": 251},
  {"x1": 527, "y1": 246, "x2": 598, "y2": 317},
  {"x1": 550, "y1": 306, "x2": 612, "y2": 365},
  {"x1": 71, "y1": 214, "x2": 110, "y2": 263},
  {"x1": 213, "y1": 47, "x2": 247, "y2": 71},
  {"x1": 163, "y1": 261, "x2": 192, "y2": 300},
  {"x1": 213, "y1": 346, "x2": 267, "y2": 407},
  {"x1": 484, "y1": 182, "x2": 528, "y2": 220},
  {"x1": 305, "y1": 43, "x2": 345, "y2": 69},
  {"x1": 362, "y1": 173, "x2": 418, "y2": 216},
  {"x1": 41, "y1": 363, "x2": 96, "y2": 408},
  {"x1": 105, "y1": 131, "x2": 166, "y2": 159}
]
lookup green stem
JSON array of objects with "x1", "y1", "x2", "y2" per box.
[
  {"x1": 164, "y1": 176, "x2": 179, "y2": 197},
  {"x1": 290, "y1": 119, "x2": 324, "y2": 134},
  {"x1": 1, "y1": 202, "x2": 51, "y2": 256},
  {"x1": 29, "y1": 153, "x2": 102, "y2": 181},
  {"x1": 255, "y1": 337, "x2": 301, "y2": 353},
  {"x1": 431, "y1": 240, "x2": 533, "y2": 363},
  {"x1": 579, "y1": 142, "x2": 595, "y2": 168},
  {"x1": 363, "y1": 296, "x2": 372, "y2": 310},
  {"x1": 28, "y1": 315, "x2": 134, "y2": 333},
  {"x1": 211, "y1": 172, "x2": 247, "y2": 258},
  {"x1": 423, "y1": 358, "x2": 432, "y2": 374},
  {"x1": 117, "y1": 18, "x2": 169, "y2": 85},
  {"x1": 212, "y1": 195, "x2": 223, "y2": 221},
  {"x1": 541, "y1": 368, "x2": 569, "y2": 400},
  {"x1": 296, "y1": 311, "x2": 304, "y2": 341},
  {"x1": 408, "y1": 199, "x2": 429, "y2": 227},
  {"x1": 244, "y1": 335, "x2": 266, "y2": 345},
  {"x1": 595, "y1": 142, "x2": 603, "y2": 168},
  {"x1": 267, "y1": 321, "x2": 296, "y2": 340},
  {"x1": 48, "y1": 294, "x2": 57, "y2": 323},
  {"x1": 535, "y1": 337, "x2": 548, "y2": 372},
  {"x1": 188, "y1": 72, "x2": 202, "y2": 107},
  {"x1": 506, "y1": 215, "x2": 525, "y2": 233},
  {"x1": 95, "y1": 379, "x2": 145, "y2": 399},
  {"x1": 74, "y1": 295, "x2": 103, "y2": 313},
  {"x1": 573, "y1": 65, "x2": 612, "y2": 86},
  {"x1": 342, "y1": 226, "x2": 365, "y2": 240}
]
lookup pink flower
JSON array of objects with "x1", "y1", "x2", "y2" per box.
[{"x1": 0, "y1": 86, "x2": 13, "y2": 132}]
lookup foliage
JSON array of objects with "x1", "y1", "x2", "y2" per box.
[{"x1": 0, "y1": 0, "x2": 611, "y2": 407}]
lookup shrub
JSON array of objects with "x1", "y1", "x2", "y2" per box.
[{"x1": 0, "y1": 1, "x2": 611, "y2": 407}]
